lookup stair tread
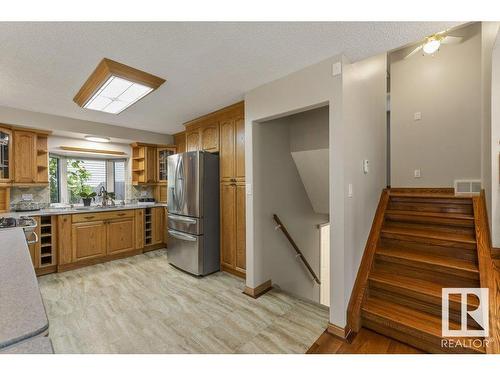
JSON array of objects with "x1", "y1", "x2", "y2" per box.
[
  {"x1": 362, "y1": 297, "x2": 485, "y2": 353},
  {"x1": 369, "y1": 271, "x2": 480, "y2": 308},
  {"x1": 381, "y1": 225, "x2": 476, "y2": 244},
  {"x1": 385, "y1": 209, "x2": 474, "y2": 221},
  {"x1": 389, "y1": 192, "x2": 473, "y2": 200},
  {"x1": 376, "y1": 247, "x2": 479, "y2": 274}
]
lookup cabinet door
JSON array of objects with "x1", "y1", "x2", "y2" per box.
[
  {"x1": 235, "y1": 183, "x2": 246, "y2": 272},
  {"x1": 201, "y1": 122, "x2": 219, "y2": 152},
  {"x1": 28, "y1": 216, "x2": 41, "y2": 269},
  {"x1": 135, "y1": 209, "x2": 144, "y2": 249},
  {"x1": 174, "y1": 132, "x2": 186, "y2": 154},
  {"x1": 145, "y1": 146, "x2": 157, "y2": 183},
  {"x1": 157, "y1": 147, "x2": 176, "y2": 183},
  {"x1": 57, "y1": 215, "x2": 72, "y2": 265},
  {"x1": 186, "y1": 128, "x2": 200, "y2": 152},
  {"x1": 235, "y1": 117, "x2": 245, "y2": 181},
  {"x1": 219, "y1": 119, "x2": 235, "y2": 181},
  {"x1": 0, "y1": 127, "x2": 12, "y2": 183},
  {"x1": 220, "y1": 182, "x2": 236, "y2": 268},
  {"x1": 14, "y1": 131, "x2": 36, "y2": 183},
  {"x1": 107, "y1": 218, "x2": 135, "y2": 255},
  {"x1": 152, "y1": 207, "x2": 164, "y2": 245},
  {"x1": 71, "y1": 221, "x2": 107, "y2": 262}
]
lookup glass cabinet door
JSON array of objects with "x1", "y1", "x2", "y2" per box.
[
  {"x1": 0, "y1": 128, "x2": 12, "y2": 182},
  {"x1": 157, "y1": 147, "x2": 176, "y2": 182}
]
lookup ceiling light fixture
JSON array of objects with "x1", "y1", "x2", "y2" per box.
[
  {"x1": 85, "y1": 135, "x2": 111, "y2": 143},
  {"x1": 422, "y1": 37, "x2": 441, "y2": 55},
  {"x1": 74, "y1": 58, "x2": 166, "y2": 114}
]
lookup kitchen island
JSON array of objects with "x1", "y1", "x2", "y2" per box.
[{"x1": 0, "y1": 228, "x2": 52, "y2": 353}]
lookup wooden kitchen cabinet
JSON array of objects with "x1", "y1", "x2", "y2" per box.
[
  {"x1": 220, "y1": 115, "x2": 245, "y2": 182},
  {"x1": 71, "y1": 221, "x2": 107, "y2": 262},
  {"x1": 220, "y1": 181, "x2": 246, "y2": 277},
  {"x1": 186, "y1": 128, "x2": 201, "y2": 152},
  {"x1": 13, "y1": 130, "x2": 36, "y2": 183},
  {"x1": 106, "y1": 217, "x2": 135, "y2": 255},
  {"x1": 152, "y1": 206, "x2": 164, "y2": 245},
  {"x1": 57, "y1": 215, "x2": 73, "y2": 265},
  {"x1": 131, "y1": 144, "x2": 157, "y2": 185},
  {"x1": 135, "y1": 209, "x2": 144, "y2": 250},
  {"x1": 0, "y1": 126, "x2": 13, "y2": 184},
  {"x1": 173, "y1": 131, "x2": 186, "y2": 153}
]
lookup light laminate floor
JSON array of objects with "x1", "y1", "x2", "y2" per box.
[{"x1": 38, "y1": 250, "x2": 329, "y2": 354}]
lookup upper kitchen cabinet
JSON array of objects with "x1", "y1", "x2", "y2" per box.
[
  {"x1": 131, "y1": 143, "x2": 157, "y2": 185},
  {"x1": 185, "y1": 127, "x2": 201, "y2": 152},
  {"x1": 13, "y1": 128, "x2": 50, "y2": 185},
  {"x1": 0, "y1": 127, "x2": 12, "y2": 184},
  {"x1": 184, "y1": 118, "x2": 220, "y2": 153},
  {"x1": 173, "y1": 132, "x2": 186, "y2": 154},
  {"x1": 219, "y1": 108, "x2": 245, "y2": 182},
  {"x1": 157, "y1": 146, "x2": 176, "y2": 183}
]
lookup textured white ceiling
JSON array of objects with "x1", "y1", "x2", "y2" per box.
[{"x1": 0, "y1": 22, "x2": 460, "y2": 134}]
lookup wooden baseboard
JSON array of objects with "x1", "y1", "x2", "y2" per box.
[
  {"x1": 327, "y1": 323, "x2": 354, "y2": 342},
  {"x1": 243, "y1": 279, "x2": 272, "y2": 299},
  {"x1": 57, "y1": 248, "x2": 143, "y2": 273},
  {"x1": 221, "y1": 264, "x2": 246, "y2": 279}
]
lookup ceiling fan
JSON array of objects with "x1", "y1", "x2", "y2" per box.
[{"x1": 404, "y1": 30, "x2": 464, "y2": 59}]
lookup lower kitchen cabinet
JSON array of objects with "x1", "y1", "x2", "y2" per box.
[
  {"x1": 71, "y1": 221, "x2": 107, "y2": 262},
  {"x1": 106, "y1": 217, "x2": 135, "y2": 255},
  {"x1": 220, "y1": 181, "x2": 246, "y2": 277}
]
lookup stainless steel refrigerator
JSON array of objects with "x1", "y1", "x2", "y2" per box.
[{"x1": 167, "y1": 151, "x2": 220, "y2": 276}]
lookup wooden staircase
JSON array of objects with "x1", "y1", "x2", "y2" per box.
[{"x1": 347, "y1": 188, "x2": 500, "y2": 354}]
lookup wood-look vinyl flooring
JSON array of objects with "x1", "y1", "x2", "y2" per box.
[{"x1": 38, "y1": 249, "x2": 329, "y2": 354}]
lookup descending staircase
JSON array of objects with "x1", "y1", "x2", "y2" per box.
[{"x1": 348, "y1": 188, "x2": 499, "y2": 354}]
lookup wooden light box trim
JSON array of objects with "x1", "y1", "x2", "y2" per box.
[
  {"x1": 73, "y1": 58, "x2": 166, "y2": 107},
  {"x1": 59, "y1": 146, "x2": 126, "y2": 156}
]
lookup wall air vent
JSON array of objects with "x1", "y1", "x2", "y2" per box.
[{"x1": 454, "y1": 180, "x2": 481, "y2": 195}]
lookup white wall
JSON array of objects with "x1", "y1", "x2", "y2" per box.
[
  {"x1": 253, "y1": 117, "x2": 328, "y2": 301},
  {"x1": 245, "y1": 53, "x2": 387, "y2": 328},
  {"x1": 289, "y1": 106, "x2": 329, "y2": 152},
  {"x1": 490, "y1": 28, "x2": 500, "y2": 247},
  {"x1": 390, "y1": 23, "x2": 482, "y2": 187},
  {"x1": 0, "y1": 104, "x2": 173, "y2": 144},
  {"x1": 342, "y1": 54, "x2": 388, "y2": 305}
]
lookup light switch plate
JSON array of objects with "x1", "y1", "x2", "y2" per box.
[
  {"x1": 414, "y1": 112, "x2": 422, "y2": 121},
  {"x1": 363, "y1": 159, "x2": 369, "y2": 174},
  {"x1": 348, "y1": 184, "x2": 353, "y2": 198},
  {"x1": 246, "y1": 183, "x2": 252, "y2": 195},
  {"x1": 140, "y1": 191, "x2": 148, "y2": 197},
  {"x1": 332, "y1": 62, "x2": 342, "y2": 76},
  {"x1": 22, "y1": 194, "x2": 33, "y2": 201},
  {"x1": 414, "y1": 169, "x2": 421, "y2": 178}
]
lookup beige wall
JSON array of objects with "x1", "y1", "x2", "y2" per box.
[
  {"x1": 0, "y1": 104, "x2": 173, "y2": 144},
  {"x1": 390, "y1": 23, "x2": 482, "y2": 187},
  {"x1": 289, "y1": 106, "x2": 329, "y2": 152}
]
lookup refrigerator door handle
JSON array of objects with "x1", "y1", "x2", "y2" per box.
[
  {"x1": 168, "y1": 229, "x2": 198, "y2": 242},
  {"x1": 168, "y1": 214, "x2": 197, "y2": 224}
]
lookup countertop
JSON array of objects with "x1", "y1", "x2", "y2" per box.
[
  {"x1": 0, "y1": 336, "x2": 53, "y2": 354},
  {"x1": 0, "y1": 203, "x2": 167, "y2": 219},
  {"x1": 0, "y1": 228, "x2": 49, "y2": 349}
]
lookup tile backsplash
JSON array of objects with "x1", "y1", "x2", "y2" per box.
[{"x1": 10, "y1": 186, "x2": 50, "y2": 208}]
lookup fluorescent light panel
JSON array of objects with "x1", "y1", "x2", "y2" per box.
[{"x1": 84, "y1": 75, "x2": 153, "y2": 114}]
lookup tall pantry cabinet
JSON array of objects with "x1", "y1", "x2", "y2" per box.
[{"x1": 175, "y1": 102, "x2": 246, "y2": 278}]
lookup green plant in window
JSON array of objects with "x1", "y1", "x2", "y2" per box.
[
  {"x1": 67, "y1": 160, "x2": 93, "y2": 204},
  {"x1": 49, "y1": 157, "x2": 59, "y2": 203}
]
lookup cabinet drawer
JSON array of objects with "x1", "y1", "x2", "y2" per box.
[{"x1": 72, "y1": 209, "x2": 134, "y2": 223}]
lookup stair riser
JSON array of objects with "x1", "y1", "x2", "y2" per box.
[
  {"x1": 381, "y1": 232, "x2": 477, "y2": 250},
  {"x1": 384, "y1": 220, "x2": 475, "y2": 236},
  {"x1": 384, "y1": 213, "x2": 474, "y2": 229},
  {"x1": 374, "y1": 259, "x2": 480, "y2": 287},
  {"x1": 362, "y1": 319, "x2": 483, "y2": 354},
  {"x1": 380, "y1": 238, "x2": 478, "y2": 262},
  {"x1": 388, "y1": 202, "x2": 473, "y2": 215},
  {"x1": 389, "y1": 196, "x2": 473, "y2": 205},
  {"x1": 368, "y1": 285, "x2": 482, "y2": 329}
]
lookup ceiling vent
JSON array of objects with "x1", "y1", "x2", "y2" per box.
[{"x1": 454, "y1": 180, "x2": 481, "y2": 195}]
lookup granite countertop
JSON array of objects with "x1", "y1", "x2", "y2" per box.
[
  {"x1": 0, "y1": 336, "x2": 53, "y2": 354},
  {"x1": 1, "y1": 202, "x2": 168, "y2": 218},
  {"x1": 0, "y1": 228, "x2": 49, "y2": 349}
]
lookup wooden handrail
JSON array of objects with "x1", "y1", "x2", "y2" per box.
[
  {"x1": 346, "y1": 189, "x2": 390, "y2": 333},
  {"x1": 273, "y1": 214, "x2": 321, "y2": 285},
  {"x1": 472, "y1": 191, "x2": 500, "y2": 354}
]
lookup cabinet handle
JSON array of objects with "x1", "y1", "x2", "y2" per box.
[
  {"x1": 117, "y1": 213, "x2": 126, "y2": 216},
  {"x1": 84, "y1": 216, "x2": 95, "y2": 220}
]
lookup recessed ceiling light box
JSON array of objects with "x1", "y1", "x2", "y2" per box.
[{"x1": 73, "y1": 58, "x2": 166, "y2": 114}]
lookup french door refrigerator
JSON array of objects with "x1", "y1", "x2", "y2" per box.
[{"x1": 167, "y1": 151, "x2": 220, "y2": 276}]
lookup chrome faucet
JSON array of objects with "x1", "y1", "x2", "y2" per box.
[{"x1": 98, "y1": 186, "x2": 115, "y2": 207}]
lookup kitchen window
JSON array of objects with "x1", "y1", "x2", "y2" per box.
[{"x1": 49, "y1": 155, "x2": 127, "y2": 204}]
